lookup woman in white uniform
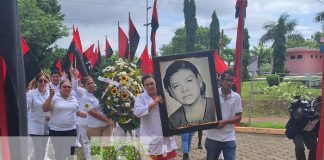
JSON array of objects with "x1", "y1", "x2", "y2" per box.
[
  {"x1": 42, "y1": 80, "x2": 87, "y2": 160},
  {"x1": 134, "y1": 74, "x2": 177, "y2": 160},
  {"x1": 26, "y1": 73, "x2": 50, "y2": 160},
  {"x1": 71, "y1": 70, "x2": 115, "y2": 147}
]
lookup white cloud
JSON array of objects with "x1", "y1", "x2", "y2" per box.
[{"x1": 56, "y1": 0, "x2": 324, "y2": 56}]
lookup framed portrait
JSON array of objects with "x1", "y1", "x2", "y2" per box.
[{"x1": 152, "y1": 51, "x2": 222, "y2": 136}]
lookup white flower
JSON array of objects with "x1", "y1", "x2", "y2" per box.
[{"x1": 125, "y1": 103, "x2": 130, "y2": 108}]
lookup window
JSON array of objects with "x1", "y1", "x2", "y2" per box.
[
  {"x1": 290, "y1": 55, "x2": 296, "y2": 59},
  {"x1": 297, "y1": 55, "x2": 303, "y2": 59},
  {"x1": 311, "y1": 55, "x2": 313, "y2": 58},
  {"x1": 316, "y1": 55, "x2": 318, "y2": 58},
  {"x1": 321, "y1": 55, "x2": 322, "y2": 59}
]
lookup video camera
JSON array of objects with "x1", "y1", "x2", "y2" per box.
[{"x1": 289, "y1": 96, "x2": 319, "y2": 123}]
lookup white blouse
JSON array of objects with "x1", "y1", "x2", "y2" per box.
[
  {"x1": 72, "y1": 79, "x2": 106, "y2": 128},
  {"x1": 26, "y1": 89, "x2": 50, "y2": 135},
  {"x1": 134, "y1": 92, "x2": 177, "y2": 156},
  {"x1": 49, "y1": 93, "x2": 80, "y2": 131}
]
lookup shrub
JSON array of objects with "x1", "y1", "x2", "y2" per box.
[
  {"x1": 266, "y1": 74, "x2": 280, "y2": 86},
  {"x1": 263, "y1": 82, "x2": 314, "y2": 112}
]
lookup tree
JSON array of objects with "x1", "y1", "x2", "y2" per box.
[
  {"x1": 160, "y1": 26, "x2": 231, "y2": 56},
  {"x1": 250, "y1": 43, "x2": 272, "y2": 73},
  {"x1": 18, "y1": 0, "x2": 68, "y2": 69},
  {"x1": 242, "y1": 28, "x2": 250, "y2": 80},
  {"x1": 183, "y1": 0, "x2": 198, "y2": 52},
  {"x1": 260, "y1": 14, "x2": 297, "y2": 74},
  {"x1": 220, "y1": 48, "x2": 235, "y2": 67},
  {"x1": 315, "y1": 11, "x2": 324, "y2": 32},
  {"x1": 210, "y1": 10, "x2": 220, "y2": 50},
  {"x1": 286, "y1": 34, "x2": 306, "y2": 48}
]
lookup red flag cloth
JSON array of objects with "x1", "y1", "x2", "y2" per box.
[
  {"x1": 118, "y1": 25, "x2": 129, "y2": 59},
  {"x1": 0, "y1": 1, "x2": 28, "y2": 159},
  {"x1": 129, "y1": 15, "x2": 140, "y2": 62},
  {"x1": 150, "y1": 0, "x2": 159, "y2": 58},
  {"x1": 0, "y1": 58, "x2": 10, "y2": 160},
  {"x1": 53, "y1": 58, "x2": 62, "y2": 76},
  {"x1": 317, "y1": 59, "x2": 324, "y2": 159},
  {"x1": 105, "y1": 38, "x2": 113, "y2": 58},
  {"x1": 138, "y1": 46, "x2": 153, "y2": 75},
  {"x1": 214, "y1": 51, "x2": 228, "y2": 75},
  {"x1": 74, "y1": 27, "x2": 83, "y2": 53},
  {"x1": 21, "y1": 36, "x2": 41, "y2": 85},
  {"x1": 83, "y1": 44, "x2": 95, "y2": 72},
  {"x1": 234, "y1": 0, "x2": 247, "y2": 94}
]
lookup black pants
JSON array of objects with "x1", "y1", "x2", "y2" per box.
[
  {"x1": 293, "y1": 131, "x2": 317, "y2": 160},
  {"x1": 49, "y1": 129, "x2": 77, "y2": 160}
]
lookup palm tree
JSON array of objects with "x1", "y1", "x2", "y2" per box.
[
  {"x1": 260, "y1": 14, "x2": 297, "y2": 74},
  {"x1": 315, "y1": 11, "x2": 324, "y2": 32}
]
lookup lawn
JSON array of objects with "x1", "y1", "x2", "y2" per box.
[{"x1": 239, "y1": 78, "x2": 321, "y2": 128}]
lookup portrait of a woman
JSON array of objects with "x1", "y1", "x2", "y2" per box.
[{"x1": 163, "y1": 60, "x2": 216, "y2": 129}]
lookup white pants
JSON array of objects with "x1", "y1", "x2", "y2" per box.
[{"x1": 77, "y1": 125, "x2": 91, "y2": 159}]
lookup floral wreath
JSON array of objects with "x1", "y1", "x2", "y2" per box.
[{"x1": 98, "y1": 58, "x2": 143, "y2": 133}]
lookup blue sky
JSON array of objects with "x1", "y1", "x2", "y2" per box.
[{"x1": 56, "y1": 0, "x2": 324, "y2": 56}]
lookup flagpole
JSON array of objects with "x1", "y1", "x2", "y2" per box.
[{"x1": 145, "y1": 0, "x2": 151, "y2": 47}]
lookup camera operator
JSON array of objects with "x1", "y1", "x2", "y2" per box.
[{"x1": 285, "y1": 96, "x2": 321, "y2": 160}]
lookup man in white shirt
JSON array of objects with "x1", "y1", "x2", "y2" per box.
[
  {"x1": 205, "y1": 70, "x2": 243, "y2": 160},
  {"x1": 48, "y1": 70, "x2": 61, "y2": 93}
]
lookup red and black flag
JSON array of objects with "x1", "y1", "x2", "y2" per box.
[
  {"x1": 129, "y1": 13, "x2": 140, "y2": 62},
  {"x1": 235, "y1": 0, "x2": 247, "y2": 18},
  {"x1": 137, "y1": 46, "x2": 154, "y2": 75},
  {"x1": 63, "y1": 27, "x2": 88, "y2": 78},
  {"x1": 94, "y1": 41, "x2": 102, "y2": 69},
  {"x1": 0, "y1": 0, "x2": 28, "y2": 159},
  {"x1": 118, "y1": 23, "x2": 129, "y2": 59},
  {"x1": 83, "y1": 44, "x2": 95, "y2": 72},
  {"x1": 52, "y1": 58, "x2": 63, "y2": 76},
  {"x1": 105, "y1": 37, "x2": 113, "y2": 58},
  {"x1": 21, "y1": 36, "x2": 41, "y2": 85},
  {"x1": 150, "y1": 0, "x2": 159, "y2": 57}
]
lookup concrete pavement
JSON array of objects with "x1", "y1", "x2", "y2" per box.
[{"x1": 173, "y1": 132, "x2": 296, "y2": 160}]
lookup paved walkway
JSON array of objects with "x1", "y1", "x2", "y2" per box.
[
  {"x1": 31, "y1": 132, "x2": 297, "y2": 159},
  {"x1": 174, "y1": 132, "x2": 296, "y2": 160}
]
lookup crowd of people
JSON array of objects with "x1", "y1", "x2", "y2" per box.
[
  {"x1": 25, "y1": 68, "x2": 243, "y2": 160},
  {"x1": 26, "y1": 67, "x2": 322, "y2": 160}
]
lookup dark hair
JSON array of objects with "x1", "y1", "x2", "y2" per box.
[
  {"x1": 163, "y1": 60, "x2": 206, "y2": 98},
  {"x1": 51, "y1": 69, "x2": 60, "y2": 76},
  {"x1": 35, "y1": 73, "x2": 48, "y2": 83},
  {"x1": 81, "y1": 76, "x2": 93, "y2": 86},
  {"x1": 141, "y1": 74, "x2": 155, "y2": 85},
  {"x1": 220, "y1": 70, "x2": 236, "y2": 80},
  {"x1": 59, "y1": 79, "x2": 71, "y2": 88}
]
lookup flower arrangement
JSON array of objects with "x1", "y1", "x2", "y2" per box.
[{"x1": 98, "y1": 58, "x2": 143, "y2": 133}]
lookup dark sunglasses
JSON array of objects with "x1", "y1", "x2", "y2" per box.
[
  {"x1": 62, "y1": 86, "x2": 72, "y2": 89},
  {"x1": 223, "y1": 79, "x2": 236, "y2": 83},
  {"x1": 38, "y1": 79, "x2": 47, "y2": 83}
]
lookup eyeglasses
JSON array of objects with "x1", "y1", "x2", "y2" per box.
[
  {"x1": 222, "y1": 79, "x2": 236, "y2": 83},
  {"x1": 62, "y1": 86, "x2": 72, "y2": 89},
  {"x1": 38, "y1": 80, "x2": 47, "y2": 83}
]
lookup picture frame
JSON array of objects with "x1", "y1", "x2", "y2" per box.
[{"x1": 152, "y1": 51, "x2": 222, "y2": 136}]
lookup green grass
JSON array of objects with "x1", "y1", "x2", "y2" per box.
[
  {"x1": 240, "y1": 122, "x2": 286, "y2": 129},
  {"x1": 240, "y1": 79, "x2": 321, "y2": 117}
]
